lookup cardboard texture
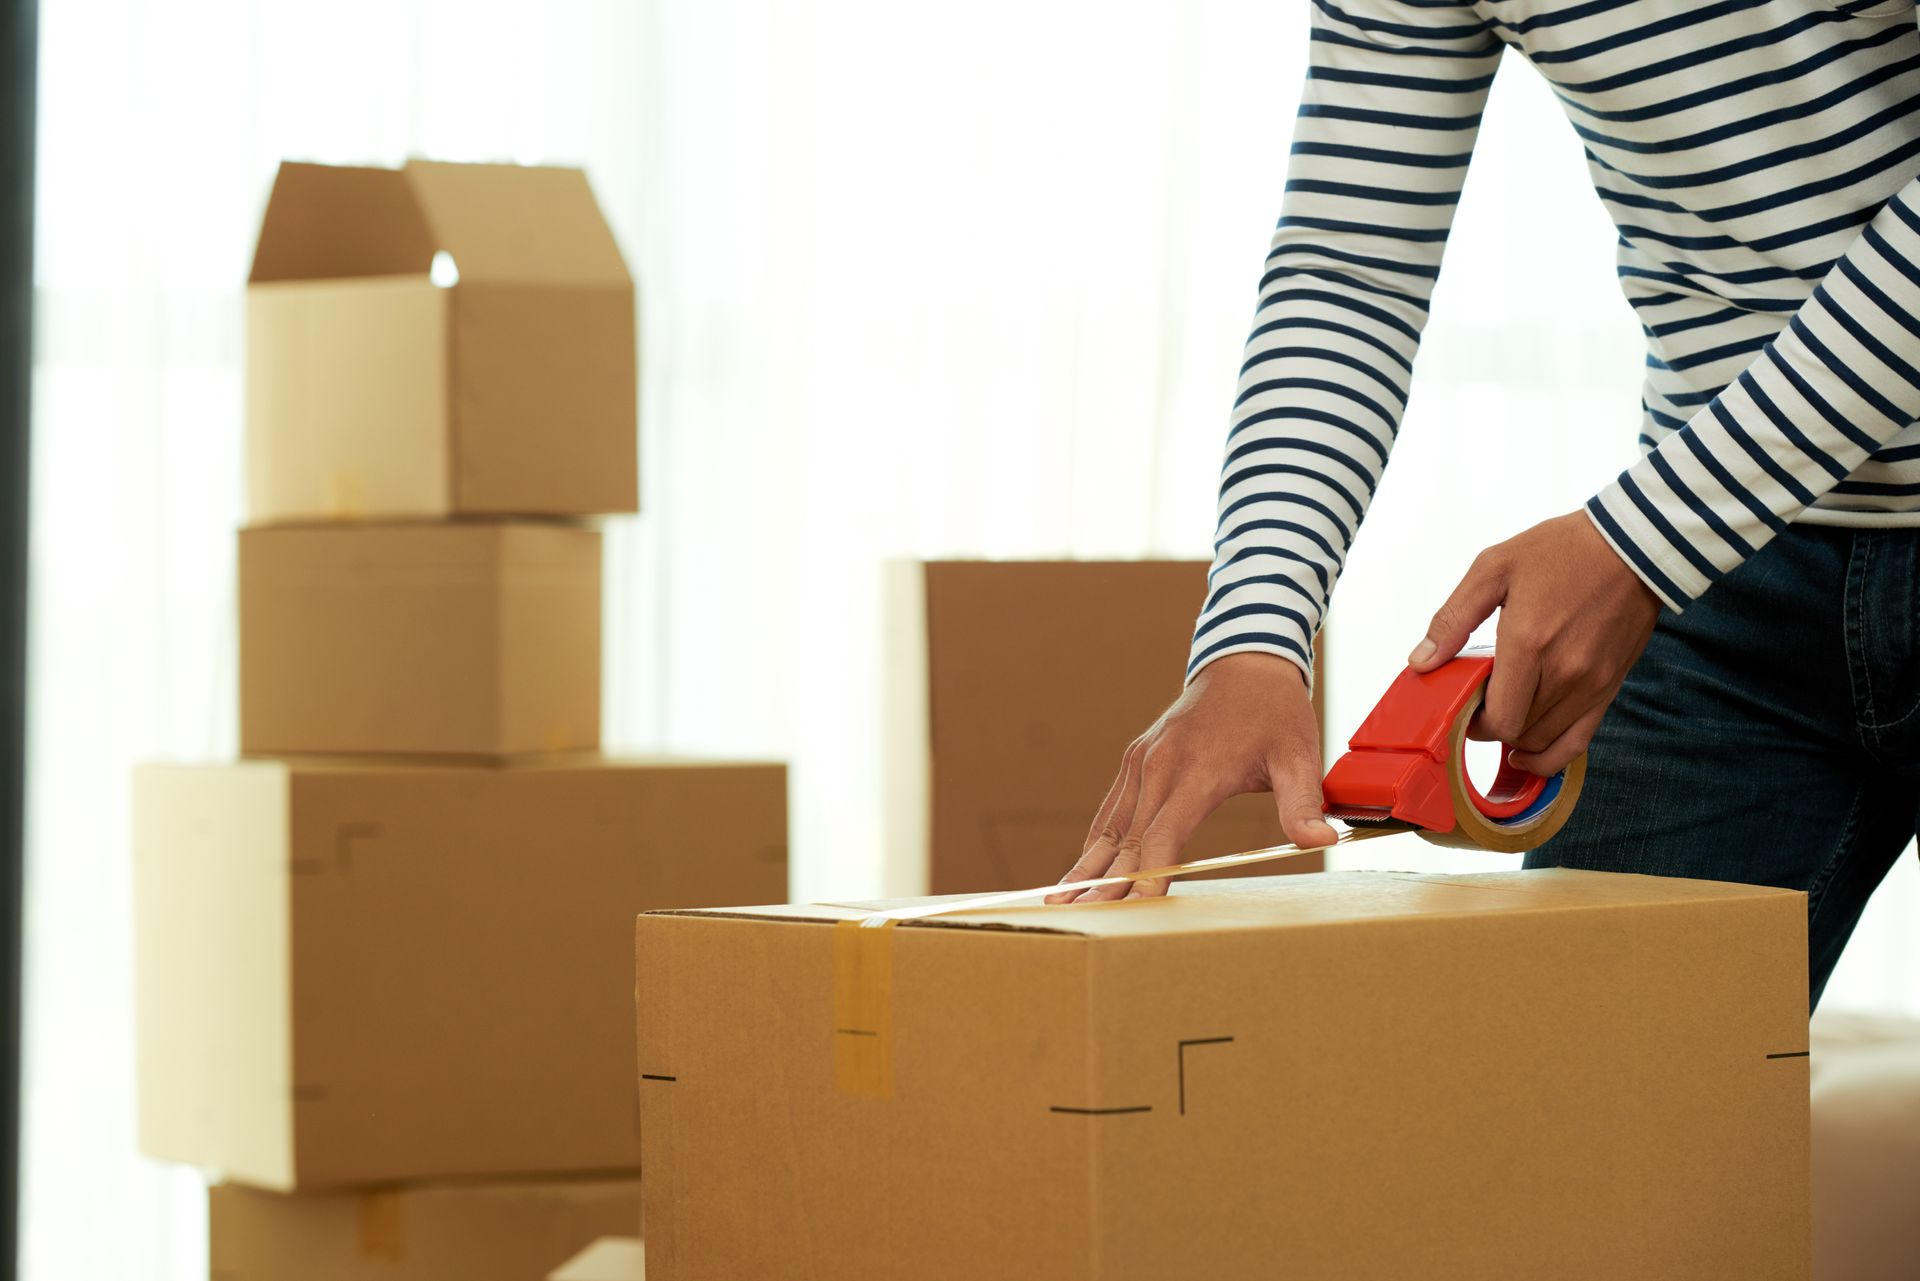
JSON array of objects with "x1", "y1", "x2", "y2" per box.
[
  {"x1": 136, "y1": 756, "x2": 787, "y2": 1190},
  {"x1": 238, "y1": 522, "x2": 601, "y2": 758},
  {"x1": 895, "y1": 561, "x2": 1325, "y2": 894},
  {"x1": 550, "y1": 1238, "x2": 646, "y2": 1281},
  {"x1": 637, "y1": 868, "x2": 1811, "y2": 1280},
  {"x1": 247, "y1": 159, "x2": 638, "y2": 522},
  {"x1": 207, "y1": 1178, "x2": 640, "y2": 1281}
]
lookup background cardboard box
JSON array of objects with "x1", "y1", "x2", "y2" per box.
[
  {"x1": 136, "y1": 756, "x2": 787, "y2": 1190},
  {"x1": 239, "y1": 522, "x2": 601, "y2": 758},
  {"x1": 208, "y1": 1177, "x2": 639, "y2": 1281},
  {"x1": 637, "y1": 869, "x2": 1810, "y2": 1280},
  {"x1": 885, "y1": 560, "x2": 1326, "y2": 894},
  {"x1": 550, "y1": 1238, "x2": 646, "y2": 1281},
  {"x1": 246, "y1": 159, "x2": 638, "y2": 522}
]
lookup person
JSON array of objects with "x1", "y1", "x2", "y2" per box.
[{"x1": 1051, "y1": 0, "x2": 1920, "y2": 1008}]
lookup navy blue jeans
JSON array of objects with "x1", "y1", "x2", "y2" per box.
[{"x1": 1526, "y1": 523, "x2": 1920, "y2": 1010}]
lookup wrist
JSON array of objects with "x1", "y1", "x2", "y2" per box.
[
  {"x1": 1578, "y1": 502, "x2": 1673, "y2": 614},
  {"x1": 1195, "y1": 649, "x2": 1310, "y2": 691}
]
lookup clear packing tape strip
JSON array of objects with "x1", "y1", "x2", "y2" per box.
[
  {"x1": 831, "y1": 827, "x2": 1396, "y2": 1099},
  {"x1": 832, "y1": 700, "x2": 1588, "y2": 1096}
]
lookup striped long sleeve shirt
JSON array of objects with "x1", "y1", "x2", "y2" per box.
[{"x1": 1191, "y1": 0, "x2": 1920, "y2": 687}]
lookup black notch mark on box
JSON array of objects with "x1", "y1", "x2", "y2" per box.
[
  {"x1": 1766, "y1": 1050, "x2": 1810, "y2": 1060},
  {"x1": 641, "y1": 1073, "x2": 678, "y2": 1082},
  {"x1": 1050, "y1": 1105, "x2": 1152, "y2": 1116},
  {"x1": 836, "y1": 1028, "x2": 879, "y2": 1037},
  {"x1": 335, "y1": 821, "x2": 383, "y2": 872},
  {"x1": 1178, "y1": 1036, "x2": 1235, "y2": 1116}
]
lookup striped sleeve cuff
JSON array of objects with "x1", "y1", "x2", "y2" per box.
[
  {"x1": 1185, "y1": 574, "x2": 1319, "y2": 691},
  {"x1": 1584, "y1": 178, "x2": 1920, "y2": 613},
  {"x1": 1583, "y1": 489, "x2": 1693, "y2": 613}
]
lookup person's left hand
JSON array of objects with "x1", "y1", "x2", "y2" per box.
[{"x1": 1408, "y1": 510, "x2": 1662, "y2": 775}]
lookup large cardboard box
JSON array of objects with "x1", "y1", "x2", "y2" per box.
[
  {"x1": 885, "y1": 561, "x2": 1326, "y2": 894},
  {"x1": 550, "y1": 1238, "x2": 646, "y2": 1281},
  {"x1": 239, "y1": 522, "x2": 600, "y2": 758},
  {"x1": 637, "y1": 869, "x2": 1810, "y2": 1279},
  {"x1": 137, "y1": 757, "x2": 786, "y2": 1190},
  {"x1": 208, "y1": 1178, "x2": 640, "y2": 1281},
  {"x1": 247, "y1": 159, "x2": 638, "y2": 522}
]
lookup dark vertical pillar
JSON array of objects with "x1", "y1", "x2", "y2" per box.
[{"x1": 0, "y1": 0, "x2": 36, "y2": 1275}]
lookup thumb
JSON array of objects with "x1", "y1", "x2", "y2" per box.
[
  {"x1": 1270, "y1": 747, "x2": 1337, "y2": 851},
  {"x1": 1410, "y1": 548, "x2": 1508, "y2": 672}
]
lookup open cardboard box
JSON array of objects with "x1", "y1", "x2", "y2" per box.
[
  {"x1": 208, "y1": 1177, "x2": 639, "y2": 1281},
  {"x1": 247, "y1": 159, "x2": 637, "y2": 522},
  {"x1": 637, "y1": 867, "x2": 1810, "y2": 1279},
  {"x1": 884, "y1": 560, "x2": 1327, "y2": 895}
]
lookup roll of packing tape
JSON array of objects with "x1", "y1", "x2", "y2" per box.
[{"x1": 1418, "y1": 687, "x2": 1588, "y2": 855}]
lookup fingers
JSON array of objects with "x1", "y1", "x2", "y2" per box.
[
  {"x1": 1070, "y1": 747, "x2": 1187, "y2": 904},
  {"x1": 1410, "y1": 547, "x2": 1508, "y2": 672},
  {"x1": 1117, "y1": 789, "x2": 1223, "y2": 900},
  {"x1": 1507, "y1": 702, "x2": 1606, "y2": 777},
  {"x1": 1047, "y1": 742, "x2": 1146, "y2": 904},
  {"x1": 1475, "y1": 643, "x2": 1540, "y2": 746},
  {"x1": 1080, "y1": 737, "x2": 1140, "y2": 854},
  {"x1": 1504, "y1": 682, "x2": 1591, "y2": 758},
  {"x1": 1119, "y1": 729, "x2": 1330, "y2": 903}
]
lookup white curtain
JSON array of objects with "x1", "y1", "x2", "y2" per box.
[{"x1": 24, "y1": 1, "x2": 1917, "y2": 1276}]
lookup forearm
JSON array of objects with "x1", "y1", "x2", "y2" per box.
[
  {"x1": 1190, "y1": 0, "x2": 1502, "y2": 687},
  {"x1": 1590, "y1": 176, "x2": 1920, "y2": 608}
]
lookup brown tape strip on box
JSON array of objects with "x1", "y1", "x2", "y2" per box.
[
  {"x1": 358, "y1": 1191, "x2": 407, "y2": 1260},
  {"x1": 832, "y1": 918, "x2": 896, "y2": 1098},
  {"x1": 327, "y1": 468, "x2": 364, "y2": 520}
]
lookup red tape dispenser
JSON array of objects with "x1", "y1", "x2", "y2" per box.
[{"x1": 1321, "y1": 648, "x2": 1588, "y2": 854}]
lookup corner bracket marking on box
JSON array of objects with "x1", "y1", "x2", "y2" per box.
[
  {"x1": 1177, "y1": 1036, "x2": 1235, "y2": 1116},
  {"x1": 334, "y1": 821, "x2": 382, "y2": 872},
  {"x1": 833, "y1": 919, "x2": 895, "y2": 1098}
]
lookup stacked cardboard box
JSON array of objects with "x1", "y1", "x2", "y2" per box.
[
  {"x1": 135, "y1": 160, "x2": 781, "y2": 1279},
  {"x1": 884, "y1": 560, "x2": 1327, "y2": 894}
]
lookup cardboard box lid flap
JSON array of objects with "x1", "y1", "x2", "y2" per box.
[
  {"x1": 401, "y1": 160, "x2": 630, "y2": 286},
  {"x1": 646, "y1": 868, "x2": 1803, "y2": 942},
  {"x1": 249, "y1": 162, "x2": 438, "y2": 283}
]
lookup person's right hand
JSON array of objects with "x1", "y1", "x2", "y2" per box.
[{"x1": 1046, "y1": 651, "x2": 1337, "y2": 904}]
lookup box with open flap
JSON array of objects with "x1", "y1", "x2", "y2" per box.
[
  {"x1": 246, "y1": 158, "x2": 637, "y2": 522},
  {"x1": 636, "y1": 867, "x2": 1810, "y2": 1279}
]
